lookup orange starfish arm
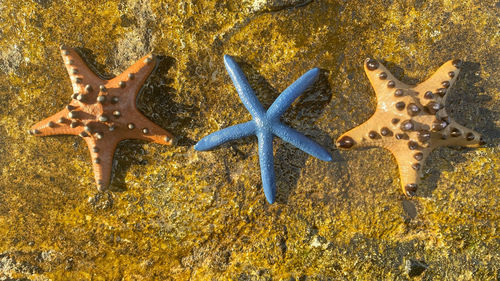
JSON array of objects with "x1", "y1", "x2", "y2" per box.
[
  {"x1": 83, "y1": 136, "x2": 119, "y2": 191},
  {"x1": 107, "y1": 54, "x2": 157, "y2": 103},
  {"x1": 30, "y1": 108, "x2": 80, "y2": 136},
  {"x1": 118, "y1": 111, "x2": 174, "y2": 146},
  {"x1": 60, "y1": 46, "x2": 106, "y2": 95}
]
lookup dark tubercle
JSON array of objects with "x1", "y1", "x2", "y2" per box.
[
  {"x1": 411, "y1": 163, "x2": 421, "y2": 171},
  {"x1": 391, "y1": 118, "x2": 400, "y2": 125},
  {"x1": 432, "y1": 119, "x2": 448, "y2": 131},
  {"x1": 424, "y1": 91, "x2": 434, "y2": 99},
  {"x1": 452, "y1": 59, "x2": 462, "y2": 68},
  {"x1": 368, "y1": 131, "x2": 378, "y2": 139},
  {"x1": 426, "y1": 102, "x2": 442, "y2": 114},
  {"x1": 450, "y1": 128, "x2": 461, "y2": 137},
  {"x1": 436, "y1": 88, "x2": 447, "y2": 97},
  {"x1": 414, "y1": 152, "x2": 423, "y2": 161},
  {"x1": 405, "y1": 183, "x2": 418, "y2": 197},
  {"x1": 387, "y1": 80, "x2": 396, "y2": 88},
  {"x1": 466, "y1": 132, "x2": 475, "y2": 141},
  {"x1": 366, "y1": 58, "x2": 379, "y2": 71},
  {"x1": 378, "y1": 72, "x2": 387, "y2": 80},
  {"x1": 395, "y1": 101, "x2": 405, "y2": 111},
  {"x1": 97, "y1": 95, "x2": 106, "y2": 103},
  {"x1": 394, "y1": 89, "x2": 403, "y2": 97},
  {"x1": 448, "y1": 71, "x2": 455, "y2": 78},
  {"x1": 400, "y1": 120, "x2": 414, "y2": 131},
  {"x1": 380, "y1": 127, "x2": 392, "y2": 136},
  {"x1": 441, "y1": 81, "x2": 450, "y2": 88},
  {"x1": 337, "y1": 136, "x2": 355, "y2": 149},
  {"x1": 418, "y1": 130, "x2": 431, "y2": 143},
  {"x1": 408, "y1": 140, "x2": 418, "y2": 150},
  {"x1": 407, "y1": 103, "x2": 420, "y2": 116},
  {"x1": 395, "y1": 133, "x2": 408, "y2": 140}
]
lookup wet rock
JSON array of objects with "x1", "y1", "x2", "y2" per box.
[
  {"x1": 0, "y1": 44, "x2": 23, "y2": 75},
  {"x1": 248, "y1": 0, "x2": 313, "y2": 12}
]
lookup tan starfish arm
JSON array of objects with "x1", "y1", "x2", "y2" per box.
[
  {"x1": 413, "y1": 60, "x2": 461, "y2": 104},
  {"x1": 83, "y1": 136, "x2": 120, "y2": 191},
  {"x1": 335, "y1": 110, "x2": 417, "y2": 150},
  {"x1": 60, "y1": 46, "x2": 106, "y2": 95},
  {"x1": 363, "y1": 58, "x2": 411, "y2": 101},
  {"x1": 106, "y1": 54, "x2": 157, "y2": 104},
  {"x1": 386, "y1": 143, "x2": 431, "y2": 196},
  {"x1": 431, "y1": 116, "x2": 485, "y2": 148},
  {"x1": 30, "y1": 108, "x2": 80, "y2": 136},
  {"x1": 118, "y1": 111, "x2": 174, "y2": 146}
]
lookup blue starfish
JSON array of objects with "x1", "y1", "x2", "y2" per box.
[{"x1": 195, "y1": 55, "x2": 332, "y2": 203}]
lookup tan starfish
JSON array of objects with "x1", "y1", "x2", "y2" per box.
[
  {"x1": 336, "y1": 58, "x2": 485, "y2": 196},
  {"x1": 29, "y1": 46, "x2": 174, "y2": 191}
]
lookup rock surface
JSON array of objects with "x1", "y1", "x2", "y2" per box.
[{"x1": 0, "y1": 0, "x2": 498, "y2": 280}]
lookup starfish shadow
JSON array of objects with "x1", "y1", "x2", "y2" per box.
[{"x1": 234, "y1": 59, "x2": 335, "y2": 204}]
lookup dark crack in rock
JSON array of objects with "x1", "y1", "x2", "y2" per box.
[{"x1": 405, "y1": 259, "x2": 428, "y2": 277}]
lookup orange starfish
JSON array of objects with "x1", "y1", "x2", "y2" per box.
[
  {"x1": 336, "y1": 58, "x2": 485, "y2": 196},
  {"x1": 29, "y1": 46, "x2": 174, "y2": 191}
]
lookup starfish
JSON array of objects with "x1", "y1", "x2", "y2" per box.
[
  {"x1": 29, "y1": 46, "x2": 174, "y2": 191},
  {"x1": 336, "y1": 58, "x2": 486, "y2": 197},
  {"x1": 195, "y1": 55, "x2": 332, "y2": 204}
]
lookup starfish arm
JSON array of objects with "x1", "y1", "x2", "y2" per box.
[
  {"x1": 266, "y1": 68, "x2": 320, "y2": 120},
  {"x1": 257, "y1": 130, "x2": 276, "y2": 204},
  {"x1": 224, "y1": 55, "x2": 266, "y2": 118},
  {"x1": 413, "y1": 60, "x2": 461, "y2": 103},
  {"x1": 272, "y1": 123, "x2": 332, "y2": 161},
  {"x1": 31, "y1": 108, "x2": 80, "y2": 136},
  {"x1": 335, "y1": 113, "x2": 385, "y2": 149},
  {"x1": 108, "y1": 54, "x2": 157, "y2": 102},
  {"x1": 363, "y1": 58, "x2": 411, "y2": 101},
  {"x1": 83, "y1": 136, "x2": 119, "y2": 191},
  {"x1": 434, "y1": 117, "x2": 485, "y2": 148},
  {"x1": 60, "y1": 46, "x2": 106, "y2": 94},
  {"x1": 387, "y1": 144, "x2": 431, "y2": 197},
  {"x1": 119, "y1": 111, "x2": 174, "y2": 146},
  {"x1": 194, "y1": 121, "x2": 256, "y2": 151}
]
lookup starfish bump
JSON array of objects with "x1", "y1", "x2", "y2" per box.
[
  {"x1": 29, "y1": 46, "x2": 174, "y2": 191},
  {"x1": 336, "y1": 58, "x2": 486, "y2": 197},
  {"x1": 195, "y1": 55, "x2": 332, "y2": 204}
]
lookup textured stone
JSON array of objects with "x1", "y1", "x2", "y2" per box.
[{"x1": 0, "y1": 0, "x2": 498, "y2": 280}]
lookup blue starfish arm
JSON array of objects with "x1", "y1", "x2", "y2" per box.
[
  {"x1": 224, "y1": 55, "x2": 266, "y2": 119},
  {"x1": 272, "y1": 123, "x2": 332, "y2": 162},
  {"x1": 266, "y1": 68, "x2": 320, "y2": 120},
  {"x1": 194, "y1": 121, "x2": 256, "y2": 151},
  {"x1": 257, "y1": 130, "x2": 276, "y2": 204}
]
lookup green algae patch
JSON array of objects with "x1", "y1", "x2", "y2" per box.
[{"x1": 0, "y1": 0, "x2": 499, "y2": 280}]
